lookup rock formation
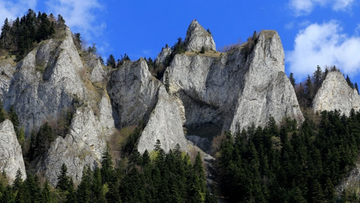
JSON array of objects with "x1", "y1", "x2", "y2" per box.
[
  {"x1": 137, "y1": 86, "x2": 188, "y2": 153},
  {"x1": 167, "y1": 27, "x2": 303, "y2": 134},
  {"x1": 0, "y1": 119, "x2": 26, "y2": 184},
  {"x1": 3, "y1": 27, "x2": 86, "y2": 136},
  {"x1": 108, "y1": 59, "x2": 189, "y2": 153},
  {"x1": 185, "y1": 19, "x2": 216, "y2": 52},
  {"x1": 39, "y1": 94, "x2": 115, "y2": 185},
  {"x1": 155, "y1": 47, "x2": 172, "y2": 65},
  {"x1": 313, "y1": 71, "x2": 360, "y2": 116}
]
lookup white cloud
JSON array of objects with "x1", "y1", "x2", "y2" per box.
[
  {"x1": 286, "y1": 21, "x2": 360, "y2": 81},
  {"x1": 0, "y1": 0, "x2": 37, "y2": 27},
  {"x1": 45, "y1": 0, "x2": 105, "y2": 40},
  {"x1": 289, "y1": 0, "x2": 354, "y2": 16}
]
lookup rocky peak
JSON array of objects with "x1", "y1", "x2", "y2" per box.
[
  {"x1": 313, "y1": 71, "x2": 360, "y2": 116},
  {"x1": 167, "y1": 29, "x2": 303, "y2": 135},
  {"x1": 0, "y1": 119, "x2": 26, "y2": 184},
  {"x1": 185, "y1": 19, "x2": 216, "y2": 52}
]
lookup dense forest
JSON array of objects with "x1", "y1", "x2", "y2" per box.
[{"x1": 0, "y1": 144, "x2": 216, "y2": 203}]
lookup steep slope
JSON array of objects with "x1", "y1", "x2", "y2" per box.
[
  {"x1": 0, "y1": 119, "x2": 26, "y2": 184},
  {"x1": 3, "y1": 27, "x2": 85, "y2": 135},
  {"x1": 313, "y1": 71, "x2": 360, "y2": 116},
  {"x1": 108, "y1": 59, "x2": 189, "y2": 153},
  {"x1": 185, "y1": 19, "x2": 216, "y2": 51},
  {"x1": 0, "y1": 27, "x2": 115, "y2": 186},
  {"x1": 167, "y1": 26, "x2": 303, "y2": 134}
]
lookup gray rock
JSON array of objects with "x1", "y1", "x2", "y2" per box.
[
  {"x1": 0, "y1": 119, "x2": 26, "y2": 184},
  {"x1": 155, "y1": 47, "x2": 172, "y2": 65},
  {"x1": 137, "y1": 86, "x2": 189, "y2": 153},
  {"x1": 168, "y1": 30, "x2": 303, "y2": 134},
  {"x1": 40, "y1": 94, "x2": 115, "y2": 186},
  {"x1": 313, "y1": 71, "x2": 360, "y2": 116},
  {"x1": 185, "y1": 20, "x2": 216, "y2": 52},
  {"x1": 3, "y1": 27, "x2": 85, "y2": 136},
  {"x1": 107, "y1": 58, "x2": 161, "y2": 128}
]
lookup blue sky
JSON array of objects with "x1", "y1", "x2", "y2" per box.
[{"x1": 1, "y1": 0, "x2": 360, "y2": 85}]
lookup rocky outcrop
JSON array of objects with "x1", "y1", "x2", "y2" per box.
[
  {"x1": 0, "y1": 119, "x2": 26, "y2": 184},
  {"x1": 108, "y1": 59, "x2": 189, "y2": 153},
  {"x1": 168, "y1": 30, "x2": 303, "y2": 134},
  {"x1": 39, "y1": 94, "x2": 115, "y2": 186},
  {"x1": 185, "y1": 20, "x2": 216, "y2": 52},
  {"x1": 107, "y1": 59, "x2": 161, "y2": 128},
  {"x1": 3, "y1": 27, "x2": 86, "y2": 135},
  {"x1": 137, "y1": 86, "x2": 188, "y2": 153},
  {"x1": 313, "y1": 71, "x2": 360, "y2": 116},
  {"x1": 155, "y1": 47, "x2": 172, "y2": 65}
]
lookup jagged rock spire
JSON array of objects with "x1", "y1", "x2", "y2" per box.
[{"x1": 185, "y1": 19, "x2": 216, "y2": 52}]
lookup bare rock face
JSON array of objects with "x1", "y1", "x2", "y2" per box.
[
  {"x1": 39, "y1": 94, "x2": 115, "y2": 186},
  {"x1": 107, "y1": 59, "x2": 161, "y2": 128},
  {"x1": 137, "y1": 86, "x2": 188, "y2": 153},
  {"x1": 3, "y1": 27, "x2": 85, "y2": 135},
  {"x1": 313, "y1": 71, "x2": 360, "y2": 116},
  {"x1": 185, "y1": 20, "x2": 216, "y2": 52},
  {"x1": 168, "y1": 30, "x2": 303, "y2": 134},
  {"x1": 0, "y1": 119, "x2": 26, "y2": 184},
  {"x1": 155, "y1": 47, "x2": 172, "y2": 65},
  {"x1": 108, "y1": 59, "x2": 189, "y2": 153}
]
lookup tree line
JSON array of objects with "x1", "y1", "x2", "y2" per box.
[
  {"x1": 0, "y1": 142, "x2": 216, "y2": 203},
  {"x1": 0, "y1": 9, "x2": 67, "y2": 61},
  {"x1": 216, "y1": 110, "x2": 360, "y2": 202}
]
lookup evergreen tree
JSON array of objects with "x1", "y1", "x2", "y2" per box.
[
  {"x1": 346, "y1": 75, "x2": 354, "y2": 89},
  {"x1": 57, "y1": 163, "x2": 70, "y2": 192},
  {"x1": 0, "y1": 102, "x2": 6, "y2": 123},
  {"x1": 289, "y1": 72, "x2": 295, "y2": 88},
  {"x1": 101, "y1": 149, "x2": 114, "y2": 184},
  {"x1": 12, "y1": 169, "x2": 23, "y2": 191},
  {"x1": 9, "y1": 105, "x2": 19, "y2": 135},
  {"x1": 107, "y1": 54, "x2": 116, "y2": 68}
]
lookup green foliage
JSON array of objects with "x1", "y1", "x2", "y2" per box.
[
  {"x1": 217, "y1": 111, "x2": 360, "y2": 202},
  {"x1": 33, "y1": 122, "x2": 55, "y2": 157},
  {"x1": 56, "y1": 163, "x2": 70, "y2": 192},
  {"x1": 0, "y1": 9, "x2": 65, "y2": 61},
  {"x1": 200, "y1": 46, "x2": 205, "y2": 54},
  {"x1": 106, "y1": 54, "x2": 116, "y2": 69},
  {"x1": 289, "y1": 72, "x2": 295, "y2": 87}
]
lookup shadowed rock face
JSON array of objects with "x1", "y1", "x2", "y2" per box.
[
  {"x1": 167, "y1": 29, "x2": 304, "y2": 134},
  {"x1": 185, "y1": 19, "x2": 216, "y2": 52},
  {"x1": 0, "y1": 119, "x2": 26, "y2": 184},
  {"x1": 313, "y1": 71, "x2": 360, "y2": 116},
  {"x1": 107, "y1": 59, "x2": 189, "y2": 153}
]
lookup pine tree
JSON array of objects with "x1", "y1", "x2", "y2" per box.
[
  {"x1": 12, "y1": 169, "x2": 23, "y2": 191},
  {"x1": 101, "y1": 149, "x2": 113, "y2": 184},
  {"x1": 57, "y1": 163, "x2": 70, "y2": 192},
  {"x1": 107, "y1": 54, "x2": 116, "y2": 68},
  {"x1": 289, "y1": 73, "x2": 295, "y2": 87}
]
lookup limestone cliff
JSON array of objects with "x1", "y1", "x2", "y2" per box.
[
  {"x1": 3, "y1": 27, "x2": 86, "y2": 135},
  {"x1": 38, "y1": 94, "x2": 114, "y2": 185},
  {"x1": 137, "y1": 86, "x2": 188, "y2": 153},
  {"x1": 108, "y1": 59, "x2": 189, "y2": 153},
  {"x1": 185, "y1": 20, "x2": 216, "y2": 52},
  {"x1": 0, "y1": 119, "x2": 26, "y2": 184},
  {"x1": 313, "y1": 71, "x2": 360, "y2": 116},
  {"x1": 167, "y1": 28, "x2": 303, "y2": 134},
  {"x1": 0, "y1": 27, "x2": 115, "y2": 186}
]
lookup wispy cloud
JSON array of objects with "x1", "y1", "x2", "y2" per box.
[
  {"x1": 286, "y1": 20, "x2": 360, "y2": 81},
  {"x1": 45, "y1": 0, "x2": 105, "y2": 41},
  {"x1": 0, "y1": 0, "x2": 37, "y2": 27},
  {"x1": 289, "y1": 0, "x2": 355, "y2": 16}
]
